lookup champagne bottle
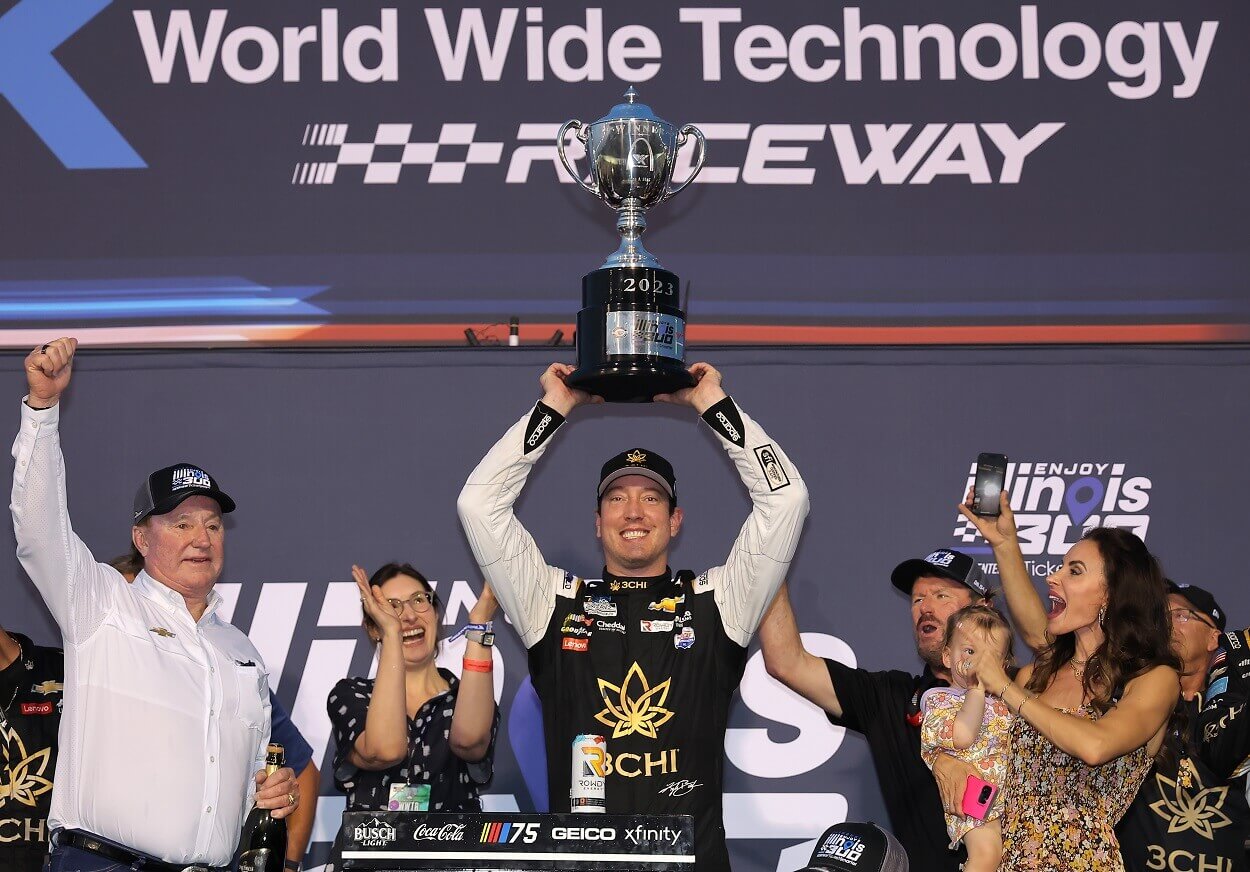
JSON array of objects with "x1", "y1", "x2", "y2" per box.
[{"x1": 238, "y1": 744, "x2": 288, "y2": 872}]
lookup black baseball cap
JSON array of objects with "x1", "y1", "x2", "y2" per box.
[
  {"x1": 133, "y1": 463, "x2": 236, "y2": 524},
  {"x1": 891, "y1": 549, "x2": 989, "y2": 598},
  {"x1": 597, "y1": 448, "x2": 676, "y2": 504},
  {"x1": 795, "y1": 822, "x2": 908, "y2": 872},
  {"x1": 1167, "y1": 580, "x2": 1227, "y2": 631}
]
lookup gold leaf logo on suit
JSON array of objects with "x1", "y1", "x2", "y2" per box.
[{"x1": 594, "y1": 662, "x2": 674, "y2": 740}]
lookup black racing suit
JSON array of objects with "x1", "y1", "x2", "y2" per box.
[
  {"x1": 458, "y1": 397, "x2": 809, "y2": 871},
  {"x1": 0, "y1": 633, "x2": 64, "y2": 872}
]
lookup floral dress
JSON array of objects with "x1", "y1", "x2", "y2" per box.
[
  {"x1": 1000, "y1": 705, "x2": 1152, "y2": 871},
  {"x1": 919, "y1": 687, "x2": 1013, "y2": 847}
]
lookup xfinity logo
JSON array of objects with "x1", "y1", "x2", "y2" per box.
[{"x1": 624, "y1": 825, "x2": 682, "y2": 846}]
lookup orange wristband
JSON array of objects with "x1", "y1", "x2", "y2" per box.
[{"x1": 462, "y1": 657, "x2": 493, "y2": 673}]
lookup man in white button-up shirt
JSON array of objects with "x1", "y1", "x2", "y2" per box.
[{"x1": 11, "y1": 338, "x2": 300, "y2": 872}]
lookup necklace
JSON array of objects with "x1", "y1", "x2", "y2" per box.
[
  {"x1": 1071, "y1": 656, "x2": 1089, "y2": 681},
  {"x1": 0, "y1": 638, "x2": 24, "y2": 727}
]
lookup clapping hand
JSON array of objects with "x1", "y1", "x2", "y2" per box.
[
  {"x1": 469, "y1": 583, "x2": 500, "y2": 625},
  {"x1": 353, "y1": 564, "x2": 402, "y2": 641}
]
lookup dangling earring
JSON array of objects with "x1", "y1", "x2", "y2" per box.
[{"x1": 1097, "y1": 604, "x2": 1106, "y2": 626}]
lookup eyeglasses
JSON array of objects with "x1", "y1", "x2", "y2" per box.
[
  {"x1": 385, "y1": 591, "x2": 436, "y2": 615},
  {"x1": 1170, "y1": 607, "x2": 1216, "y2": 630}
]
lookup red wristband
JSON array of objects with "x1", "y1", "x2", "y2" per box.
[{"x1": 462, "y1": 657, "x2": 493, "y2": 673}]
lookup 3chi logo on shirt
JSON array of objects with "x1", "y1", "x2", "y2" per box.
[
  {"x1": 0, "y1": 725, "x2": 53, "y2": 809},
  {"x1": 1147, "y1": 769, "x2": 1234, "y2": 840},
  {"x1": 595, "y1": 662, "x2": 674, "y2": 740}
]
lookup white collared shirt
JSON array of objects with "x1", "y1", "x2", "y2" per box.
[{"x1": 11, "y1": 401, "x2": 270, "y2": 867}]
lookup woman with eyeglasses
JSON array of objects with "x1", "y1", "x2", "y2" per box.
[{"x1": 327, "y1": 563, "x2": 499, "y2": 816}]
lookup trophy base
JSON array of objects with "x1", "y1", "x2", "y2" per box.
[
  {"x1": 570, "y1": 265, "x2": 693, "y2": 403},
  {"x1": 567, "y1": 360, "x2": 696, "y2": 403}
]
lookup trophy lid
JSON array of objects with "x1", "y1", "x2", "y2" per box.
[{"x1": 593, "y1": 87, "x2": 667, "y2": 125}]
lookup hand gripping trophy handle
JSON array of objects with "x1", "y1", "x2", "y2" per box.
[
  {"x1": 662, "y1": 124, "x2": 707, "y2": 201},
  {"x1": 557, "y1": 120, "x2": 598, "y2": 196}
]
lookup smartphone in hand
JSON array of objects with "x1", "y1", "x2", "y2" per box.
[
  {"x1": 973, "y1": 453, "x2": 1008, "y2": 517},
  {"x1": 962, "y1": 776, "x2": 999, "y2": 820}
]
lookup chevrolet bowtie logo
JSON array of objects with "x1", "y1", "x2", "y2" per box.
[
  {"x1": 30, "y1": 681, "x2": 62, "y2": 696},
  {"x1": 595, "y1": 662, "x2": 674, "y2": 740},
  {"x1": 625, "y1": 450, "x2": 646, "y2": 464},
  {"x1": 150, "y1": 627, "x2": 176, "y2": 638}
]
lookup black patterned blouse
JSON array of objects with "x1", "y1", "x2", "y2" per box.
[{"x1": 327, "y1": 669, "x2": 498, "y2": 812}]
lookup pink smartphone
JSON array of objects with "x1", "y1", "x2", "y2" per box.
[{"x1": 962, "y1": 776, "x2": 998, "y2": 820}]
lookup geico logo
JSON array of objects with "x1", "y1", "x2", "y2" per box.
[
  {"x1": 603, "y1": 749, "x2": 679, "y2": 778},
  {"x1": 551, "y1": 827, "x2": 617, "y2": 841}
]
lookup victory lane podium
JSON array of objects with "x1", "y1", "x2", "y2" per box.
[{"x1": 334, "y1": 812, "x2": 695, "y2": 871}]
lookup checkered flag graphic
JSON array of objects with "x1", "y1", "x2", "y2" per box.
[
  {"x1": 293, "y1": 123, "x2": 504, "y2": 185},
  {"x1": 953, "y1": 514, "x2": 981, "y2": 543}
]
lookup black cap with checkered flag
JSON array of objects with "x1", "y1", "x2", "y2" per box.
[
  {"x1": 133, "y1": 462, "x2": 236, "y2": 524},
  {"x1": 794, "y1": 822, "x2": 908, "y2": 872}
]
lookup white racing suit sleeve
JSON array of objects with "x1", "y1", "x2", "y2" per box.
[
  {"x1": 458, "y1": 402, "x2": 570, "y2": 649},
  {"x1": 697, "y1": 397, "x2": 810, "y2": 647}
]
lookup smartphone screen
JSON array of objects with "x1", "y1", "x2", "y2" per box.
[{"x1": 973, "y1": 453, "x2": 1008, "y2": 517}]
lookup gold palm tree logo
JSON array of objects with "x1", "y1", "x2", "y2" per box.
[
  {"x1": 0, "y1": 723, "x2": 53, "y2": 809},
  {"x1": 595, "y1": 662, "x2": 674, "y2": 739},
  {"x1": 1148, "y1": 770, "x2": 1232, "y2": 840}
]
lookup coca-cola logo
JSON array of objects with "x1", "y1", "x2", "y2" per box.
[{"x1": 412, "y1": 823, "x2": 467, "y2": 842}]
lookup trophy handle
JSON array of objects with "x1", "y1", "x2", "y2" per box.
[
  {"x1": 664, "y1": 124, "x2": 707, "y2": 200},
  {"x1": 557, "y1": 120, "x2": 598, "y2": 195}
]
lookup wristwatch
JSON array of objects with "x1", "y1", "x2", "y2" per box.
[
  {"x1": 284, "y1": 860, "x2": 302, "y2": 872},
  {"x1": 465, "y1": 629, "x2": 495, "y2": 647}
]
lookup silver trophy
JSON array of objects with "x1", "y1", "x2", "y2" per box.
[{"x1": 557, "y1": 88, "x2": 706, "y2": 402}]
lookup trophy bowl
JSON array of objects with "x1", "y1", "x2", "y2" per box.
[{"x1": 557, "y1": 88, "x2": 706, "y2": 402}]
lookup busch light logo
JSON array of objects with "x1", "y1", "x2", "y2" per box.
[
  {"x1": 354, "y1": 817, "x2": 397, "y2": 847},
  {"x1": 171, "y1": 467, "x2": 212, "y2": 490},
  {"x1": 817, "y1": 832, "x2": 865, "y2": 865},
  {"x1": 924, "y1": 550, "x2": 956, "y2": 567},
  {"x1": 953, "y1": 461, "x2": 1151, "y2": 576}
]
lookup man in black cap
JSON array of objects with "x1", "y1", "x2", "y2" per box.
[
  {"x1": 458, "y1": 361, "x2": 809, "y2": 872},
  {"x1": 759, "y1": 549, "x2": 992, "y2": 872},
  {"x1": 11, "y1": 338, "x2": 299, "y2": 872},
  {"x1": 0, "y1": 623, "x2": 64, "y2": 869},
  {"x1": 1115, "y1": 581, "x2": 1250, "y2": 872}
]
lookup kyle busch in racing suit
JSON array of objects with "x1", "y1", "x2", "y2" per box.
[{"x1": 457, "y1": 361, "x2": 809, "y2": 871}]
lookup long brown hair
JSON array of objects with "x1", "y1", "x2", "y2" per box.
[{"x1": 1025, "y1": 527, "x2": 1178, "y2": 713}]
